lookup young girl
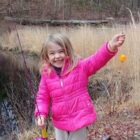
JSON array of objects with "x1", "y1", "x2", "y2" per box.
[{"x1": 35, "y1": 33, "x2": 125, "y2": 140}]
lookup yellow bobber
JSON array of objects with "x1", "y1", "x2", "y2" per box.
[{"x1": 119, "y1": 54, "x2": 127, "y2": 62}]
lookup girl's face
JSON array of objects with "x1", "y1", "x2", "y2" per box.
[{"x1": 47, "y1": 42, "x2": 66, "y2": 68}]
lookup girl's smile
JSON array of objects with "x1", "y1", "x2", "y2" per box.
[{"x1": 47, "y1": 42, "x2": 66, "y2": 68}]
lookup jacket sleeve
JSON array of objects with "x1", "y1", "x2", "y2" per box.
[
  {"x1": 80, "y1": 42, "x2": 118, "y2": 77},
  {"x1": 34, "y1": 74, "x2": 50, "y2": 118}
]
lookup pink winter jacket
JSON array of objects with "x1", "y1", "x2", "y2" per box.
[{"x1": 35, "y1": 42, "x2": 117, "y2": 131}]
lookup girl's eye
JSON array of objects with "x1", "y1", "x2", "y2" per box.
[
  {"x1": 59, "y1": 50, "x2": 64, "y2": 53},
  {"x1": 49, "y1": 52, "x2": 54, "y2": 55}
]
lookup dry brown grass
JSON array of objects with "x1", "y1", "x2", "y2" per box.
[
  {"x1": 1, "y1": 23, "x2": 140, "y2": 105},
  {"x1": 16, "y1": 127, "x2": 40, "y2": 140}
]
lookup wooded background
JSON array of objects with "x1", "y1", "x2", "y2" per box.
[{"x1": 0, "y1": 0, "x2": 140, "y2": 21}]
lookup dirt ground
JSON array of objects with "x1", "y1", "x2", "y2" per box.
[{"x1": 87, "y1": 111, "x2": 140, "y2": 140}]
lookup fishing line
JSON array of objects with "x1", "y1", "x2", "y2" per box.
[{"x1": 15, "y1": 25, "x2": 47, "y2": 132}]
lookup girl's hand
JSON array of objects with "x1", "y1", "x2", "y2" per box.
[
  {"x1": 36, "y1": 115, "x2": 46, "y2": 128},
  {"x1": 108, "y1": 33, "x2": 125, "y2": 52}
]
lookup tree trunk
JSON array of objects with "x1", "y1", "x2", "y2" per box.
[{"x1": 138, "y1": 0, "x2": 140, "y2": 8}]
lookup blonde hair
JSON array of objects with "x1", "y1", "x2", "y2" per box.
[{"x1": 40, "y1": 33, "x2": 79, "y2": 75}]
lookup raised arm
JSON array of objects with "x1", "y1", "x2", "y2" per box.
[{"x1": 80, "y1": 33, "x2": 125, "y2": 77}]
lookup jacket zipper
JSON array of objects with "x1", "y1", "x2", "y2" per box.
[{"x1": 60, "y1": 78, "x2": 64, "y2": 87}]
